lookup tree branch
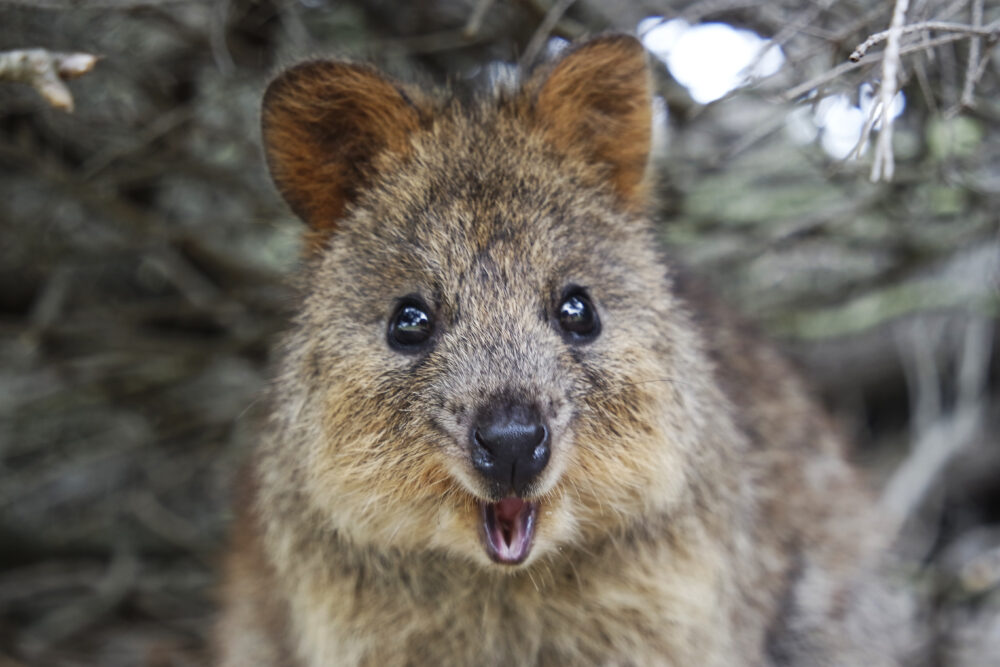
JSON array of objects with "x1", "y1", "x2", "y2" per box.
[
  {"x1": 959, "y1": 0, "x2": 985, "y2": 109},
  {"x1": 519, "y1": 0, "x2": 576, "y2": 69},
  {"x1": 850, "y1": 19, "x2": 1000, "y2": 62},
  {"x1": 0, "y1": 48, "x2": 98, "y2": 112},
  {"x1": 881, "y1": 317, "x2": 994, "y2": 533},
  {"x1": 782, "y1": 31, "x2": 972, "y2": 102},
  {"x1": 463, "y1": 0, "x2": 496, "y2": 38},
  {"x1": 870, "y1": 0, "x2": 910, "y2": 182}
]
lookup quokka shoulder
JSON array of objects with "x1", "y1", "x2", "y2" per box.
[{"x1": 216, "y1": 34, "x2": 911, "y2": 666}]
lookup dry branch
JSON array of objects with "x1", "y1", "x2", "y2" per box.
[
  {"x1": 0, "y1": 0, "x2": 196, "y2": 8},
  {"x1": 870, "y1": 0, "x2": 909, "y2": 183},
  {"x1": 0, "y1": 48, "x2": 97, "y2": 112},
  {"x1": 781, "y1": 31, "x2": 973, "y2": 101},
  {"x1": 881, "y1": 318, "x2": 994, "y2": 533},
  {"x1": 849, "y1": 19, "x2": 1000, "y2": 62},
  {"x1": 519, "y1": 0, "x2": 577, "y2": 68},
  {"x1": 959, "y1": 0, "x2": 985, "y2": 109},
  {"x1": 464, "y1": 0, "x2": 497, "y2": 38}
]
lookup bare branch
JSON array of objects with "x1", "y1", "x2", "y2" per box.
[
  {"x1": 898, "y1": 321, "x2": 945, "y2": 435},
  {"x1": 680, "y1": 0, "x2": 766, "y2": 24},
  {"x1": 0, "y1": 0, "x2": 197, "y2": 8},
  {"x1": 959, "y1": 0, "x2": 984, "y2": 109},
  {"x1": 782, "y1": 31, "x2": 971, "y2": 102},
  {"x1": 464, "y1": 0, "x2": 496, "y2": 38},
  {"x1": 850, "y1": 19, "x2": 1000, "y2": 62},
  {"x1": 956, "y1": 317, "x2": 993, "y2": 411},
  {"x1": 959, "y1": 544, "x2": 1000, "y2": 594},
  {"x1": 881, "y1": 317, "x2": 993, "y2": 532},
  {"x1": 848, "y1": 89, "x2": 883, "y2": 161},
  {"x1": 912, "y1": 54, "x2": 939, "y2": 115},
  {"x1": 209, "y1": 0, "x2": 235, "y2": 75},
  {"x1": 870, "y1": 0, "x2": 910, "y2": 182},
  {"x1": 519, "y1": 0, "x2": 576, "y2": 69},
  {"x1": 0, "y1": 48, "x2": 98, "y2": 112}
]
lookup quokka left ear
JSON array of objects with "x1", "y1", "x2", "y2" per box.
[
  {"x1": 261, "y1": 61, "x2": 422, "y2": 245},
  {"x1": 532, "y1": 34, "x2": 653, "y2": 206}
]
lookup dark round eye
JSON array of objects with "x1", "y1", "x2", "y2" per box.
[
  {"x1": 388, "y1": 299, "x2": 434, "y2": 351},
  {"x1": 557, "y1": 289, "x2": 600, "y2": 342}
]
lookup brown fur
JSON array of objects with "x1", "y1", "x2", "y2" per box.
[
  {"x1": 216, "y1": 35, "x2": 908, "y2": 666},
  {"x1": 261, "y1": 61, "x2": 423, "y2": 252},
  {"x1": 532, "y1": 36, "x2": 652, "y2": 205}
]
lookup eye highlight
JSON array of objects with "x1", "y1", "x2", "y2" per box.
[
  {"x1": 556, "y1": 288, "x2": 600, "y2": 342},
  {"x1": 388, "y1": 297, "x2": 434, "y2": 351}
]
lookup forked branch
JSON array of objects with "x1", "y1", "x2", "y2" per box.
[{"x1": 0, "y1": 48, "x2": 98, "y2": 112}]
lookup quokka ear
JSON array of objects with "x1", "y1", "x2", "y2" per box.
[
  {"x1": 533, "y1": 35, "x2": 653, "y2": 205},
  {"x1": 261, "y1": 61, "x2": 422, "y2": 238}
]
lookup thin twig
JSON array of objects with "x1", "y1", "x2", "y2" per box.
[
  {"x1": 849, "y1": 88, "x2": 883, "y2": 161},
  {"x1": 463, "y1": 0, "x2": 496, "y2": 38},
  {"x1": 959, "y1": 0, "x2": 984, "y2": 108},
  {"x1": 80, "y1": 104, "x2": 194, "y2": 179},
  {"x1": 519, "y1": 0, "x2": 575, "y2": 69},
  {"x1": 745, "y1": 0, "x2": 837, "y2": 76},
  {"x1": 850, "y1": 19, "x2": 1000, "y2": 62},
  {"x1": 680, "y1": 0, "x2": 764, "y2": 24},
  {"x1": 956, "y1": 316, "x2": 993, "y2": 411},
  {"x1": 902, "y1": 321, "x2": 946, "y2": 435},
  {"x1": 21, "y1": 544, "x2": 139, "y2": 652},
  {"x1": 0, "y1": 49, "x2": 98, "y2": 112},
  {"x1": 959, "y1": 544, "x2": 1000, "y2": 594},
  {"x1": 371, "y1": 29, "x2": 492, "y2": 55},
  {"x1": 934, "y1": 0, "x2": 981, "y2": 24},
  {"x1": 870, "y1": 0, "x2": 909, "y2": 182},
  {"x1": 913, "y1": 53, "x2": 939, "y2": 115},
  {"x1": 0, "y1": 0, "x2": 197, "y2": 7},
  {"x1": 782, "y1": 31, "x2": 971, "y2": 102},
  {"x1": 209, "y1": 0, "x2": 235, "y2": 75},
  {"x1": 882, "y1": 317, "x2": 993, "y2": 532},
  {"x1": 967, "y1": 47, "x2": 994, "y2": 95}
]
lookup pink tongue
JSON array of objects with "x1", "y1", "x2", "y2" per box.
[
  {"x1": 495, "y1": 498, "x2": 526, "y2": 523},
  {"x1": 482, "y1": 498, "x2": 536, "y2": 565}
]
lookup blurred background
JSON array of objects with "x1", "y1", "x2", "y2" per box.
[{"x1": 0, "y1": 1, "x2": 997, "y2": 665}]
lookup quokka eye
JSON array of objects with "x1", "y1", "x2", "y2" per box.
[
  {"x1": 557, "y1": 288, "x2": 600, "y2": 342},
  {"x1": 388, "y1": 298, "x2": 434, "y2": 351}
]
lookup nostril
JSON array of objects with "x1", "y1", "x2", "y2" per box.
[
  {"x1": 529, "y1": 432, "x2": 550, "y2": 470},
  {"x1": 532, "y1": 440, "x2": 549, "y2": 463},
  {"x1": 472, "y1": 430, "x2": 495, "y2": 469},
  {"x1": 473, "y1": 429, "x2": 489, "y2": 452}
]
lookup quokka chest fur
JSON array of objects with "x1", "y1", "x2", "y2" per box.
[{"x1": 216, "y1": 35, "x2": 906, "y2": 666}]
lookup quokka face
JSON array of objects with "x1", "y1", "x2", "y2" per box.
[{"x1": 261, "y1": 36, "x2": 711, "y2": 570}]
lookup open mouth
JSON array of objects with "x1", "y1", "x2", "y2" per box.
[{"x1": 480, "y1": 498, "x2": 538, "y2": 565}]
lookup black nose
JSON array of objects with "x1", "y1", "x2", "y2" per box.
[{"x1": 471, "y1": 403, "x2": 550, "y2": 496}]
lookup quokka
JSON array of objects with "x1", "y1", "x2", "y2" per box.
[{"x1": 216, "y1": 34, "x2": 910, "y2": 666}]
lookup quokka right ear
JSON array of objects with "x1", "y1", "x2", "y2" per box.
[
  {"x1": 532, "y1": 34, "x2": 652, "y2": 207},
  {"x1": 261, "y1": 61, "x2": 422, "y2": 239}
]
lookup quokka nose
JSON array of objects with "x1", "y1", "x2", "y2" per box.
[{"x1": 471, "y1": 404, "x2": 551, "y2": 496}]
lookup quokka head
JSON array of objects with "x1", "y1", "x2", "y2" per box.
[{"x1": 261, "y1": 35, "x2": 713, "y2": 570}]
